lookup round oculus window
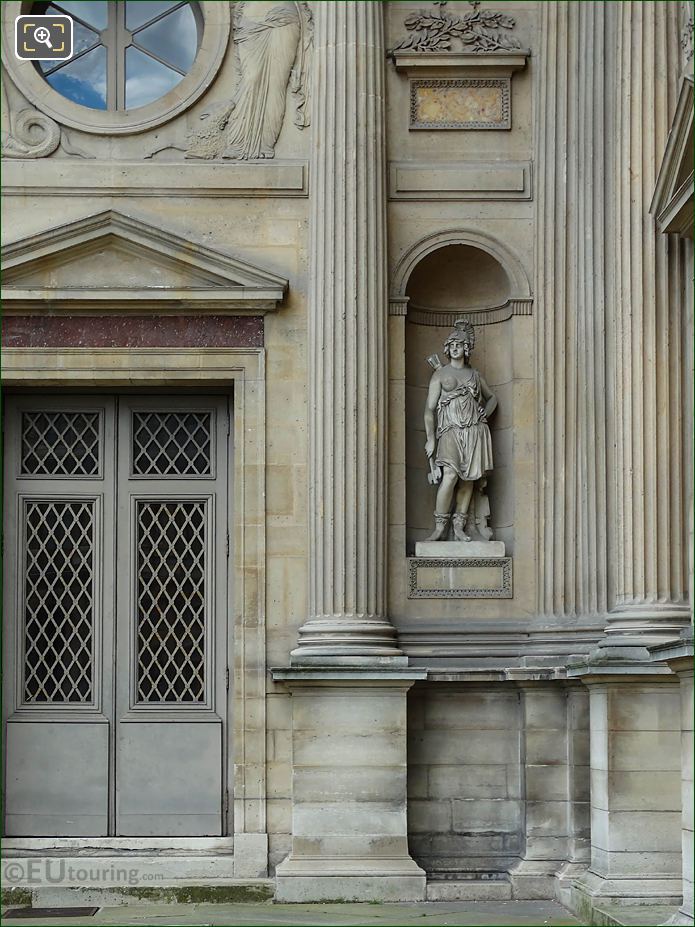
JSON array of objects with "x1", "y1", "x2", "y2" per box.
[{"x1": 32, "y1": 1, "x2": 203, "y2": 111}]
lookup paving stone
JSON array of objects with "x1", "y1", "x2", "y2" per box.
[{"x1": 1, "y1": 900, "x2": 583, "y2": 926}]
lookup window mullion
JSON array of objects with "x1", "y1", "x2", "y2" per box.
[
  {"x1": 101, "y1": 3, "x2": 117, "y2": 111},
  {"x1": 110, "y1": 2, "x2": 127, "y2": 111}
]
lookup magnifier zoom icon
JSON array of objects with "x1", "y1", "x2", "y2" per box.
[{"x1": 34, "y1": 25, "x2": 53, "y2": 48}]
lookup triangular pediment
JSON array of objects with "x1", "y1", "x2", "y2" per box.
[
  {"x1": 2, "y1": 210, "x2": 288, "y2": 310},
  {"x1": 651, "y1": 76, "x2": 694, "y2": 238}
]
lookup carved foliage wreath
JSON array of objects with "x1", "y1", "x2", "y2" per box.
[{"x1": 392, "y1": 5, "x2": 522, "y2": 54}]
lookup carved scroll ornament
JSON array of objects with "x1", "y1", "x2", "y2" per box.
[{"x1": 1, "y1": 68, "x2": 60, "y2": 159}]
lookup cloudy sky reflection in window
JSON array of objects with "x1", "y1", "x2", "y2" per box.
[{"x1": 37, "y1": 1, "x2": 199, "y2": 111}]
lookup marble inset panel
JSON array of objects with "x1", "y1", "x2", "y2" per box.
[
  {"x1": 408, "y1": 557, "x2": 513, "y2": 598},
  {"x1": 1, "y1": 315, "x2": 264, "y2": 348},
  {"x1": 410, "y1": 79, "x2": 511, "y2": 130}
]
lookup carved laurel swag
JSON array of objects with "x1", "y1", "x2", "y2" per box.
[{"x1": 391, "y1": 5, "x2": 522, "y2": 54}]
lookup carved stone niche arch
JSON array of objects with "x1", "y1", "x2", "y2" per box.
[
  {"x1": 388, "y1": 229, "x2": 534, "y2": 567},
  {"x1": 390, "y1": 227, "x2": 532, "y2": 314}
]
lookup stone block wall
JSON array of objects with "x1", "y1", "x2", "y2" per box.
[{"x1": 407, "y1": 684, "x2": 523, "y2": 877}]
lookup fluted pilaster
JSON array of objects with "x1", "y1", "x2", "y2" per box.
[
  {"x1": 292, "y1": 2, "x2": 400, "y2": 658},
  {"x1": 536, "y1": 2, "x2": 691, "y2": 642},
  {"x1": 607, "y1": 1, "x2": 691, "y2": 642},
  {"x1": 535, "y1": 2, "x2": 613, "y2": 619}
]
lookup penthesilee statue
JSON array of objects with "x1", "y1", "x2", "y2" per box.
[{"x1": 424, "y1": 320, "x2": 497, "y2": 542}]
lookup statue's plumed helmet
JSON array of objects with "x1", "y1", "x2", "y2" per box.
[{"x1": 444, "y1": 319, "x2": 475, "y2": 354}]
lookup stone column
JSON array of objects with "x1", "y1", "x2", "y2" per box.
[
  {"x1": 292, "y1": 0, "x2": 400, "y2": 659},
  {"x1": 272, "y1": 670, "x2": 427, "y2": 902},
  {"x1": 535, "y1": 1, "x2": 690, "y2": 646},
  {"x1": 273, "y1": 4, "x2": 425, "y2": 903},
  {"x1": 606, "y1": 1, "x2": 690, "y2": 644},
  {"x1": 569, "y1": 669, "x2": 683, "y2": 910}
]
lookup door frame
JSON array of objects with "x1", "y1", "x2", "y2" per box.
[{"x1": 2, "y1": 348, "x2": 268, "y2": 866}]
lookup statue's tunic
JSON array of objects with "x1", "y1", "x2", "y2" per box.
[{"x1": 435, "y1": 368, "x2": 493, "y2": 482}]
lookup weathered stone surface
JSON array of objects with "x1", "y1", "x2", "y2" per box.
[{"x1": 0, "y1": 0, "x2": 691, "y2": 916}]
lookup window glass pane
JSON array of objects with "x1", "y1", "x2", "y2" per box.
[
  {"x1": 126, "y1": 0, "x2": 179, "y2": 30},
  {"x1": 72, "y1": 19, "x2": 100, "y2": 55},
  {"x1": 52, "y1": 0, "x2": 107, "y2": 30},
  {"x1": 45, "y1": 44, "x2": 107, "y2": 109},
  {"x1": 125, "y1": 45, "x2": 182, "y2": 109},
  {"x1": 134, "y1": 4, "x2": 198, "y2": 72},
  {"x1": 39, "y1": 17, "x2": 99, "y2": 68}
]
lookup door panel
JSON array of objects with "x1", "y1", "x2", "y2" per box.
[
  {"x1": 115, "y1": 397, "x2": 228, "y2": 837},
  {"x1": 3, "y1": 398, "x2": 115, "y2": 837},
  {"x1": 116, "y1": 722, "x2": 222, "y2": 835},
  {"x1": 5, "y1": 722, "x2": 109, "y2": 836},
  {"x1": 3, "y1": 394, "x2": 230, "y2": 838}
]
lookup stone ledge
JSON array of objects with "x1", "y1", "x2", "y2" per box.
[
  {"x1": 391, "y1": 51, "x2": 530, "y2": 76},
  {"x1": 1, "y1": 160, "x2": 309, "y2": 198},
  {"x1": 271, "y1": 666, "x2": 427, "y2": 683}
]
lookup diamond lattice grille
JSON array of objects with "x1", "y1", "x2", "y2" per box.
[
  {"x1": 133, "y1": 412, "x2": 212, "y2": 476},
  {"x1": 23, "y1": 500, "x2": 95, "y2": 703},
  {"x1": 22, "y1": 411, "x2": 100, "y2": 476},
  {"x1": 136, "y1": 501, "x2": 207, "y2": 703}
]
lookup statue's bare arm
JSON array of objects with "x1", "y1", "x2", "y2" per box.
[
  {"x1": 424, "y1": 374, "x2": 442, "y2": 458},
  {"x1": 480, "y1": 376, "x2": 497, "y2": 420}
]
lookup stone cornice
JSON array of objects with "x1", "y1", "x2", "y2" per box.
[{"x1": 391, "y1": 50, "x2": 530, "y2": 77}]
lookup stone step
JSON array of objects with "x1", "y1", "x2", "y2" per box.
[
  {"x1": 426, "y1": 879, "x2": 512, "y2": 901},
  {"x1": 591, "y1": 903, "x2": 683, "y2": 927},
  {"x1": 2, "y1": 879, "x2": 274, "y2": 908},
  {"x1": 2, "y1": 854, "x2": 234, "y2": 884}
]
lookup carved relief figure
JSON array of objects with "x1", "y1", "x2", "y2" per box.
[
  {"x1": 424, "y1": 320, "x2": 497, "y2": 541},
  {"x1": 187, "y1": 1, "x2": 312, "y2": 160}
]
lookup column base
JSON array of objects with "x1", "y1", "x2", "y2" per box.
[
  {"x1": 274, "y1": 856, "x2": 426, "y2": 903},
  {"x1": 570, "y1": 869, "x2": 683, "y2": 910},
  {"x1": 604, "y1": 603, "x2": 691, "y2": 645},
  {"x1": 291, "y1": 616, "x2": 403, "y2": 659}
]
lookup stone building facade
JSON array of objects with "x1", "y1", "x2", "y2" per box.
[{"x1": 1, "y1": 1, "x2": 693, "y2": 923}]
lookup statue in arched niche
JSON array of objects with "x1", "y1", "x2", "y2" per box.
[
  {"x1": 424, "y1": 319, "x2": 497, "y2": 542},
  {"x1": 187, "y1": 1, "x2": 312, "y2": 160}
]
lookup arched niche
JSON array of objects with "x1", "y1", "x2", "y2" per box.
[{"x1": 394, "y1": 234, "x2": 531, "y2": 555}]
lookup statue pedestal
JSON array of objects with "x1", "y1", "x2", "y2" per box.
[
  {"x1": 408, "y1": 541, "x2": 513, "y2": 600},
  {"x1": 415, "y1": 540, "x2": 506, "y2": 558}
]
